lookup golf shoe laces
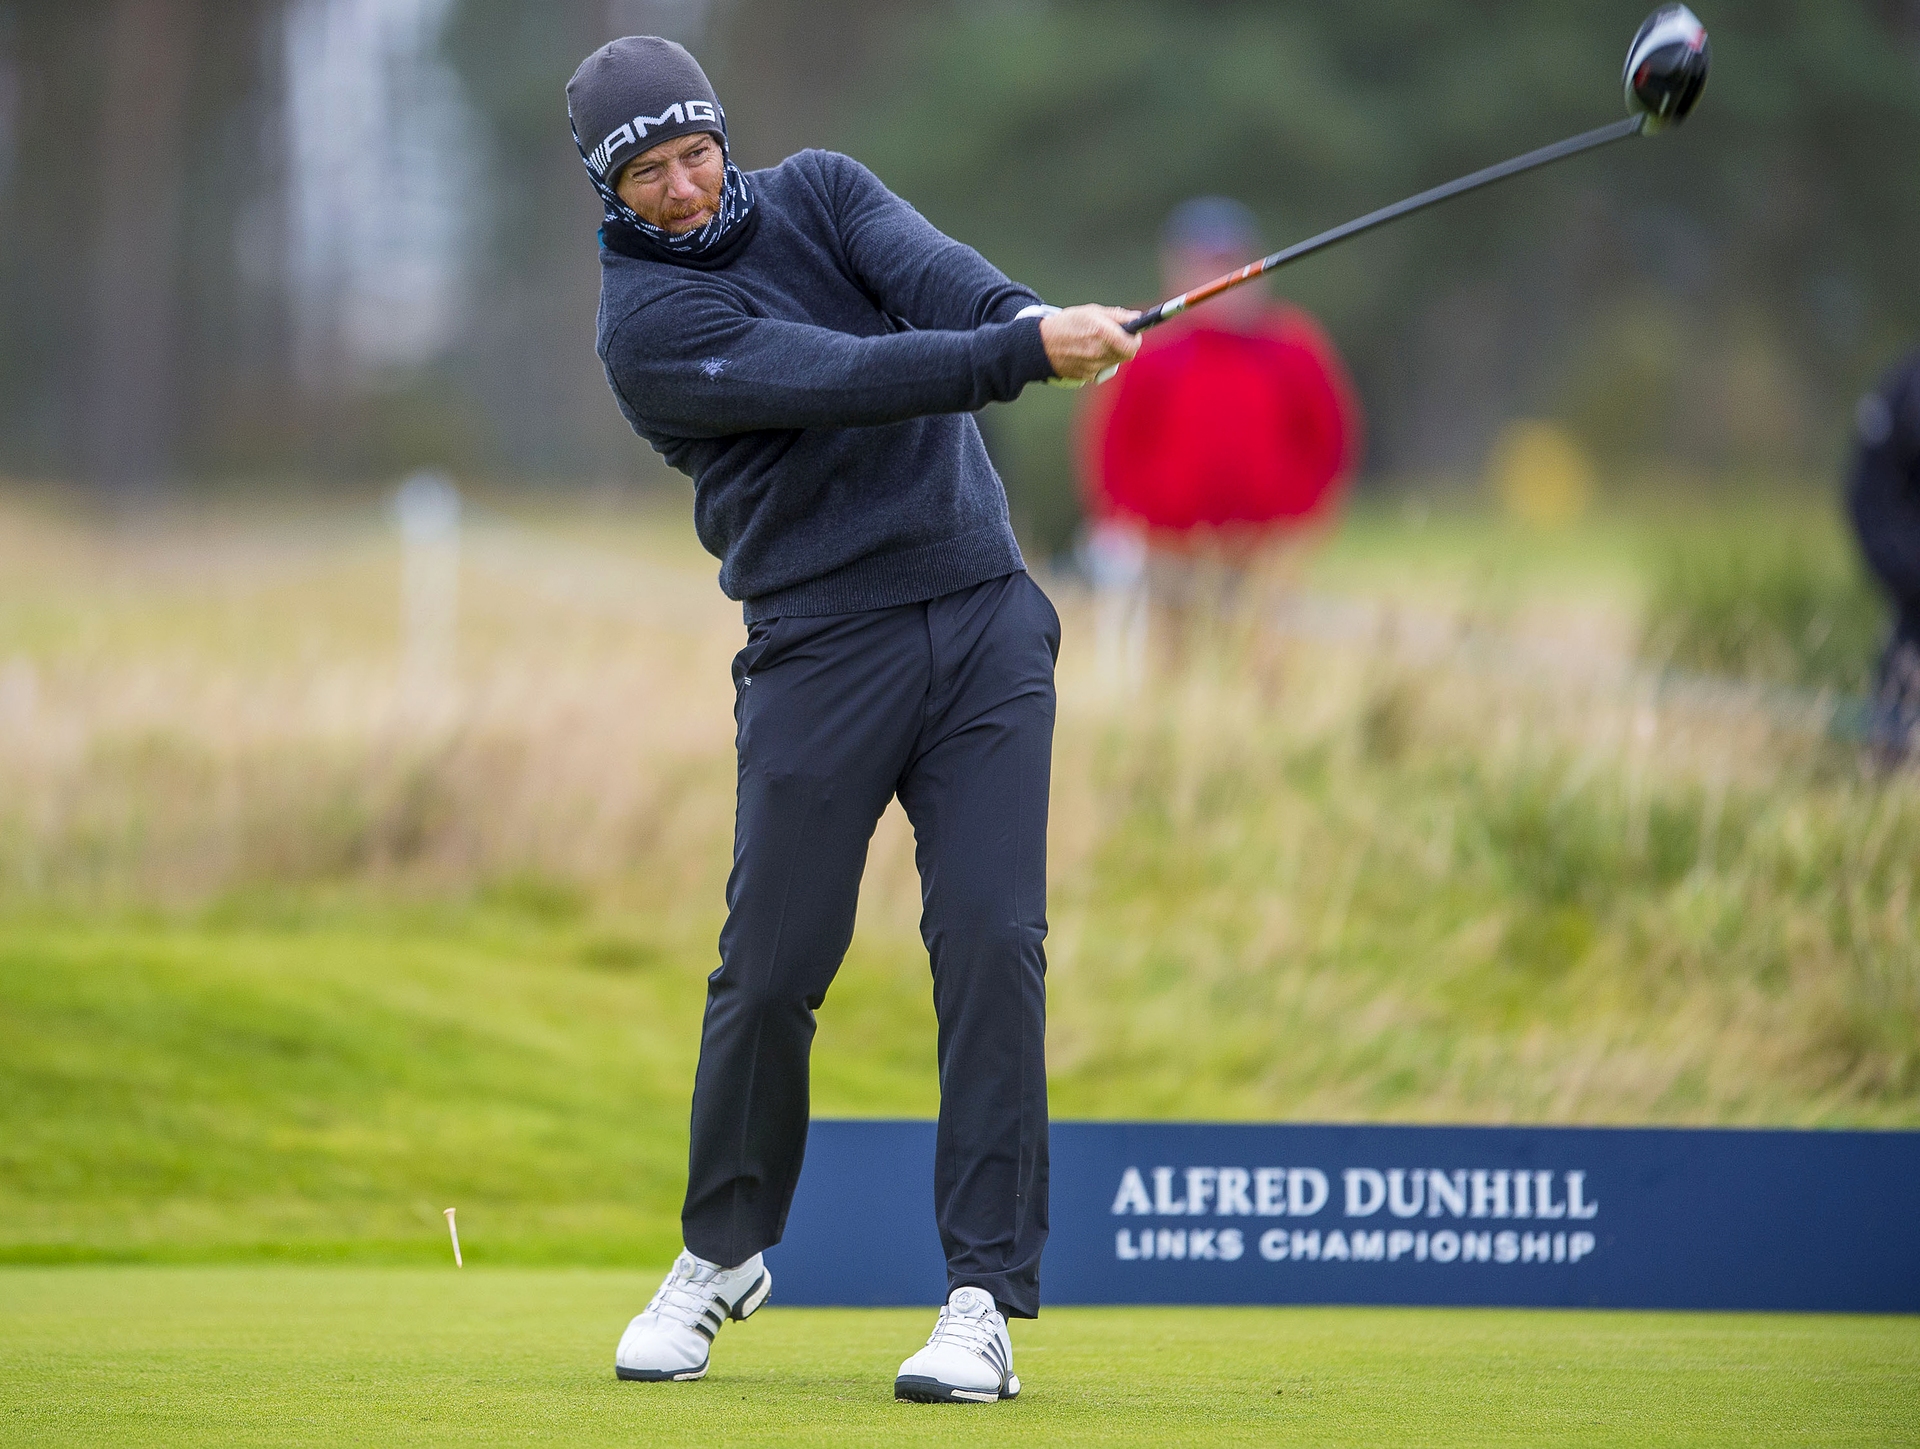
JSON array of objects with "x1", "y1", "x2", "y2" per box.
[
  {"x1": 922, "y1": 1296, "x2": 1001, "y2": 1362},
  {"x1": 643, "y1": 1253, "x2": 730, "y2": 1338}
]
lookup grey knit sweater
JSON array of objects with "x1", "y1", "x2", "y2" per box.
[{"x1": 596, "y1": 149, "x2": 1057, "y2": 620}]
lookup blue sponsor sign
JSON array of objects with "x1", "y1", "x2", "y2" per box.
[{"x1": 766, "y1": 1120, "x2": 1920, "y2": 1312}]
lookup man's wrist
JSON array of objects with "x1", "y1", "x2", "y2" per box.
[
  {"x1": 1016, "y1": 304, "x2": 1073, "y2": 384},
  {"x1": 1001, "y1": 309, "x2": 1059, "y2": 388}
]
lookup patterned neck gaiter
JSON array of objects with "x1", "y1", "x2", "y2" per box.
[{"x1": 572, "y1": 118, "x2": 758, "y2": 269}]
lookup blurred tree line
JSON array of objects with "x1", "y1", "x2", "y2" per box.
[{"x1": 1, "y1": 0, "x2": 1917, "y2": 546}]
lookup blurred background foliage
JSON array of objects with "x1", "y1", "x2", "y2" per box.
[
  {"x1": 841, "y1": 0, "x2": 1920, "y2": 551},
  {"x1": 0, "y1": 0, "x2": 1913, "y2": 689},
  {"x1": 1639, "y1": 518, "x2": 1888, "y2": 691},
  {"x1": 4, "y1": 0, "x2": 1919, "y2": 536}
]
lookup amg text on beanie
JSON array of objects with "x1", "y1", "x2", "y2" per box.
[{"x1": 567, "y1": 36, "x2": 726, "y2": 182}]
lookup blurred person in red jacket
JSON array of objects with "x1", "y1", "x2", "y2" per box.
[{"x1": 1078, "y1": 198, "x2": 1361, "y2": 684}]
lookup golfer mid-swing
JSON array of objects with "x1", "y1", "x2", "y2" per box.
[{"x1": 567, "y1": 38, "x2": 1137, "y2": 1402}]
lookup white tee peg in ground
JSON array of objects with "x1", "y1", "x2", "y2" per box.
[{"x1": 444, "y1": 1207, "x2": 463, "y2": 1267}]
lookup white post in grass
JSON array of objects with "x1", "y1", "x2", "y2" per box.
[
  {"x1": 1081, "y1": 519, "x2": 1149, "y2": 699},
  {"x1": 445, "y1": 1207, "x2": 463, "y2": 1267},
  {"x1": 0, "y1": 657, "x2": 37, "y2": 734},
  {"x1": 394, "y1": 472, "x2": 461, "y2": 701}
]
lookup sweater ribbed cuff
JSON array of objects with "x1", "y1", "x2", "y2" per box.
[{"x1": 1012, "y1": 315, "x2": 1058, "y2": 382}]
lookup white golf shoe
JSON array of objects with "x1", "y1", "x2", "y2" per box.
[
  {"x1": 614, "y1": 1249, "x2": 772, "y2": 1382},
  {"x1": 893, "y1": 1286, "x2": 1020, "y2": 1403}
]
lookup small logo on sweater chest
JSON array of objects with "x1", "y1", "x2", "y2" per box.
[{"x1": 700, "y1": 357, "x2": 730, "y2": 379}]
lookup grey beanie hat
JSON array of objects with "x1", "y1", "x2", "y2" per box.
[{"x1": 567, "y1": 36, "x2": 727, "y2": 181}]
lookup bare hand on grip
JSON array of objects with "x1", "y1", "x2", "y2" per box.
[{"x1": 1040, "y1": 305, "x2": 1142, "y2": 384}]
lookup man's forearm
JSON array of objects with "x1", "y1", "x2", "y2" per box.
[{"x1": 608, "y1": 309, "x2": 1054, "y2": 439}]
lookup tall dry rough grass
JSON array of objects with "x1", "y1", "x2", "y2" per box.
[
  {"x1": 1044, "y1": 606, "x2": 1919, "y2": 1125},
  {"x1": 1, "y1": 493, "x2": 1913, "y2": 1125},
  {"x1": 0, "y1": 500, "x2": 739, "y2": 911}
]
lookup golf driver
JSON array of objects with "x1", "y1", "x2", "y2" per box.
[{"x1": 1117, "y1": 5, "x2": 1710, "y2": 340}]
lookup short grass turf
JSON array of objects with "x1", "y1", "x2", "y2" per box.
[{"x1": 3, "y1": 1268, "x2": 1915, "y2": 1447}]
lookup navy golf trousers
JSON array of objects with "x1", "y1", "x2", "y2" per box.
[{"x1": 680, "y1": 570, "x2": 1058, "y2": 1317}]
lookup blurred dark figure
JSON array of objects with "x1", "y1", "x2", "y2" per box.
[
  {"x1": 1847, "y1": 347, "x2": 1920, "y2": 761},
  {"x1": 1077, "y1": 198, "x2": 1360, "y2": 685}
]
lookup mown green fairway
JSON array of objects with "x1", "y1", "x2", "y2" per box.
[
  {"x1": 3, "y1": 1268, "x2": 1915, "y2": 1448},
  {"x1": 7, "y1": 902, "x2": 1916, "y2": 1268}
]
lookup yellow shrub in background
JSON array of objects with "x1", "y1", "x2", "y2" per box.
[{"x1": 1490, "y1": 421, "x2": 1597, "y2": 528}]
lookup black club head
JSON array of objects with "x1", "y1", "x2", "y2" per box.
[{"x1": 1624, "y1": 5, "x2": 1710, "y2": 132}]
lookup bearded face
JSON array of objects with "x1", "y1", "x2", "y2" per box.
[{"x1": 615, "y1": 132, "x2": 726, "y2": 234}]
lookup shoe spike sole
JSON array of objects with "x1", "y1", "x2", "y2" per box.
[{"x1": 893, "y1": 1374, "x2": 1019, "y2": 1404}]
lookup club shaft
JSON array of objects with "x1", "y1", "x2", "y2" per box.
[{"x1": 1124, "y1": 115, "x2": 1645, "y2": 335}]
